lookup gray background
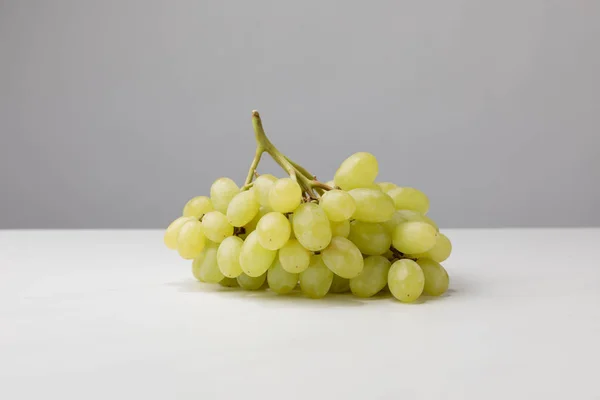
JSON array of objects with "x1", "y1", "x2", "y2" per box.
[{"x1": 1, "y1": 0, "x2": 599, "y2": 229}]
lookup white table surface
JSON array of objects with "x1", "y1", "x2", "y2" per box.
[{"x1": 1, "y1": 229, "x2": 599, "y2": 399}]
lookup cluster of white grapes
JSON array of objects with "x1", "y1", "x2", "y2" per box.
[{"x1": 164, "y1": 112, "x2": 451, "y2": 302}]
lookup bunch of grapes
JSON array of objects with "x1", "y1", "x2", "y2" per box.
[{"x1": 164, "y1": 111, "x2": 451, "y2": 302}]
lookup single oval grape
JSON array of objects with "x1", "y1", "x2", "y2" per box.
[
  {"x1": 182, "y1": 196, "x2": 213, "y2": 218},
  {"x1": 321, "y1": 236, "x2": 364, "y2": 279},
  {"x1": 388, "y1": 259, "x2": 425, "y2": 302},
  {"x1": 387, "y1": 187, "x2": 430, "y2": 214},
  {"x1": 348, "y1": 188, "x2": 395, "y2": 223},
  {"x1": 216, "y1": 236, "x2": 244, "y2": 278},
  {"x1": 292, "y1": 203, "x2": 332, "y2": 251},
  {"x1": 256, "y1": 212, "x2": 291, "y2": 250},
  {"x1": 350, "y1": 255, "x2": 391, "y2": 298},
  {"x1": 299, "y1": 255, "x2": 333, "y2": 299},
  {"x1": 164, "y1": 216, "x2": 195, "y2": 250},
  {"x1": 210, "y1": 177, "x2": 240, "y2": 213},
  {"x1": 253, "y1": 174, "x2": 278, "y2": 207},
  {"x1": 334, "y1": 152, "x2": 379, "y2": 190},
  {"x1": 268, "y1": 178, "x2": 302, "y2": 213},
  {"x1": 320, "y1": 190, "x2": 356, "y2": 222},
  {"x1": 329, "y1": 219, "x2": 350, "y2": 238},
  {"x1": 176, "y1": 219, "x2": 206, "y2": 259},
  {"x1": 392, "y1": 221, "x2": 437, "y2": 254},
  {"x1": 278, "y1": 239, "x2": 311, "y2": 273},
  {"x1": 267, "y1": 259, "x2": 298, "y2": 294},
  {"x1": 226, "y1": 190, "x2": 260, "y2": 227},
  {"x1": 329, "y1": 274, "x2": 350, "y2": 293},
  {"x1": 202, "y1": 211, "x2": 234, "y2": 243},
  {"x1": 417, "y1": 258, "x2": 449, "y2": 296},
  {"x1": 348, "y1": 220, "x2": 391, "y2": 256},
  {"x1": 239, "y1": 231, "x2": 277, "y2": 277},
  {"x1": 191, "y1": 245, "x2": 223, "y2": 283},
  {"x1": 413, "y1": 233, "x2": 452, "y2": 262},
  {"x1": 237, "y1": 272, "x2": 267, "y2": 290}
]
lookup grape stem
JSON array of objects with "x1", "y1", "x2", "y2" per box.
[{"x1": 247, "y1": 110, "x2": 332, "y2": 198}]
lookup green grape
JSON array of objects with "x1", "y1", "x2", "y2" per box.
[
  {"x1": 387, "y1": 187, "x2": 430, "y2": 214},
  {"x1": 376, "y1": 182, "x2": 397, "y2": 193},
  {"x1": 329, "y1": 219, "x2": 350, "y2": 238},
  {"x1": 210, "y1": 177, "x2": 240, "y2": 213},
  {"x1": 202, "y1": 211, "x2": 234, "y2": 243},
  {"x1": 239, "y1": 231, "x2": 277, "y2": 277},
  {"x1": 292, "y1": 203, "x2": 332, "y2": 251},
  {"x1": 164, "y1": 216, "x2": 195, "y2": 250},
  {"x1": 417, "y1": 258, "x2": 449, "y2": 296},
  {"x1": 320, "y1": 190, "x2": 356, "y2": 222},
  {"x1": 392, "y1": 221, "x2": 437, "y2": 254},
  {"x1": 219, "y1": 277, "x2": 239, "y2": 287},
  {"x1": 216, "y1": 236, "x2": 244, "y2": 278},
  {"x1": 176, "y1": 220, "x2": 206, "y2": 259},
  {"x1": 268, "y1": 178, "x2": 302, "y2": 213},
  {"x1": 350, "y1": 255, "x2": 391, "y2": 298},
  {"x1": 182, "y1": 196, "x2": 213, "y2": 218},
  {"x1": 253, "y1": 174, "x2": 278, "y2": 207},
  {"x1": 325, "y1": 180, "x2": 336, "y2": 188},
  {"x1": 237, "y1": 272, "x2": 267, "y2": 290},
  {"x1": 321, "y1": 236, "x2": 364, "y2": 279},
  {"x1": 383, "y1": 210, "x2": 439, "y2": 234},
  {"x1": 413, "y1": 233, "x2": 452, "y2": 262},
  {"x1": 348, "y1": 221, "x2": 391, "y2": 256},
  {"x1": 334, "y1": 152, "x2": 379, "y2": 190},
  {"x1": 191, "y1": 244, "x2": 223, "y2": 283},
  {"x1": 243, "y1": 206, "x2": 271, "y2": 234},
  {"x1": 267, "y1": 259, "x2": 298, "y2": 294},
  {"x1": 299, "y1": 255, "x2": 333, "y2": 299},
  {"x1": 329, "y1": 274, "x2": 350, "y2": 293},
  {"x1": 388, "y1": 259, "x2": 425, "y2": 302},
  {"x1": 256, "y1": 212, "x2": 291, "y2": 250},
  {"x1": 226, "y1": 190, "x2": 260, "y2": 227},
  {"x1": 348, "y1": 188, "x2": 395, "y2": 223},
  {"x1": 278, "y1": 239, "x2": 311, "y2": 273}
]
